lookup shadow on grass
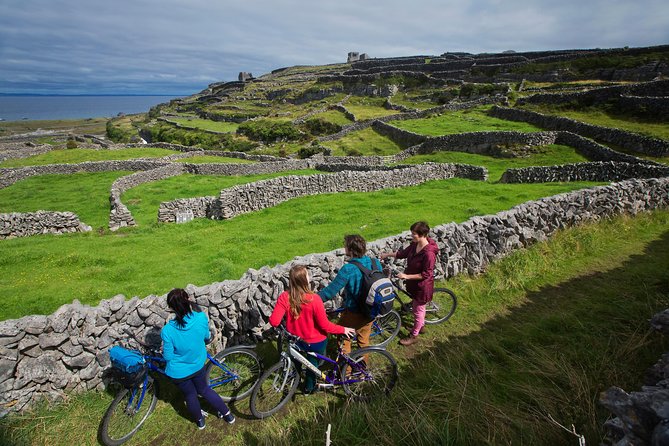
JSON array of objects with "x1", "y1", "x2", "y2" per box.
[{"x1": 243, "y1": 229, "x2": 669, "y2": 445}]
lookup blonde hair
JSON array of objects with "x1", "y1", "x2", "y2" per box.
[{"x1": 288, "y1": 265, "x2": 313, "y2": 319}]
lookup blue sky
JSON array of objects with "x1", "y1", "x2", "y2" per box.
[{"x1": 0, "y1": 0, "x2": 667, "y2": 96}]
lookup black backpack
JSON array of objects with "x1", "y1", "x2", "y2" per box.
[{"x1": 350, "y1": 259, "x2": 397, "y2": 318}]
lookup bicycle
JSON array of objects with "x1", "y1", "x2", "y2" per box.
[
  {"x1": 248, "y1": 326, "x2": 398, "y2": 419},
  {"x1": 99, "y1": 335, "x2": 262, "y2": 446}
]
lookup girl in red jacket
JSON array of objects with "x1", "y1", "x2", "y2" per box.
[
  {"x1": 381, "y1": 221, "x2": 439, "y2": 346},
  {"x1": 269, "y1": 265, "x2": 355, "y2": 393}
]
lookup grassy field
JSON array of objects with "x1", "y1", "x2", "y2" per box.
[
  {"x1": 321, "y1": 127, "x2": 403, "y2": 156},
  {"x1": 0, "y1": 117, "x2": 108, "y2": 137},
  {"x1": 519, "y1": 104, "x2": 669, "y2": 141},
  {"x1": 0, "y1": 171, "x2": 133, "y2": 228},
  {"x1": 311, "y1": 109, "x2": 354, "y2": 126},
  {"x1": 345, "y1": 97, "x2": 400, "y2": 120},
  {"x1": 391, "y1": 106, "x2": 543, "y2": 136},
  {"x1": 0, "y1": 177, "x2": 600, "y2": 320},
  {"x1": 1, "y1": 209, "x2": 666, "y2": 446},
  {"x1": 165, "y1": 118, "x2": 240, "y2": 133},
  {"x1": 402, "y1": 145, "x2": 591, "y2": 181},
  {"x1": 0, "y1": 148, "x2": 178, "y2": 167}
]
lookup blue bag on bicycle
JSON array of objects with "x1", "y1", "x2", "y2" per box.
[
  {"x1": 109, "y1": 345, "x2": 145, "y2": 374},
  {"x1": 350, "y1": 259, "x2": 397, "y2": 318}
]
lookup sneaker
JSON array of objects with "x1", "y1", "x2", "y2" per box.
[
  {"x1": 400, "y1": 335, "x2": 419, "y2": 346},
  {"x1": 217, "y1": 411, "x2": 236, "y2": 424},
  {"x1": 419, "y1": 326, "x2": 426, "y2": 334},
  {"x1": 196, "y1": 418, "x2": 206, "y2": 430}
]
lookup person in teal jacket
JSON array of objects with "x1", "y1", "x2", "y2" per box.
[
  {"x1": 161, "y1": 288, "x2": 235, "y2": 430},
  {"x1": 318, "y1": 234, "x2": 382, "y2": 355}
]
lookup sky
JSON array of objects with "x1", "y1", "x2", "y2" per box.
[{"x1": 0, "y1": 0, "x2": 667, "y2": 96}]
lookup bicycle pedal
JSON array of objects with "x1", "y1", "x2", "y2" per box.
[{"x1": 317, "y1": 383, "x2": 334, "y2": 389}]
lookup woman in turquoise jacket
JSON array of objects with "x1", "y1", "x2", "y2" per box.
[{"x1": 161, "y1": 288, "x2": 235, "y2": 430}]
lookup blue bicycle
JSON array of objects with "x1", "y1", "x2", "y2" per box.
[
  {"x1": 99, "y1": 338, "x2": 262, "y2": 446},
  {"x1": 249, "y1": 326, "x2": 398, "y2": 419},
  {"x1": 327, "y1": 305, "x2": 401, "y2": 348}
]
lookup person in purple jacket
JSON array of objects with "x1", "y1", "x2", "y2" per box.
[
  {"x1": 161, "y1": 288, "x2": 235, "y2": 430},
  {"x1": 380, "y1": 221, "x2": 439, "y2": 346}
]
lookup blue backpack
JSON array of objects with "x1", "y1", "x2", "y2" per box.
[
  {"x1": 350, "y1": 259, "x2": 397, "y2": 318},
  {"x1": 109, "y1": 345, "x2": 146, "y2": 374}
]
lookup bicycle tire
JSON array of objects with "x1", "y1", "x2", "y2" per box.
[
  {"x1": 206, "y1": 346, "x2": 262, "y2": 402},
  {"x1": 249, "y1": 359, "x2": 300, "y2": 419},
  {"x1": 424, "y1": 288, "x2": 457, "y2": 325},
  {"x1": 369, "y1": 310, "x2": 401, "y2": 348},
  {"x1": 340, "y1": 347, "x2": 398, "y2": 402},
  {"x1": 99, "y1": 376, "x2": 158, "y2": 446}
]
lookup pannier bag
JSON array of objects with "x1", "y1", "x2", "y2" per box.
[
  {"x1": 109, "y1": 345, "x2": 146, "y2": 374},
  {"x1": 350, "y1": 259, "x2": 397, "y2": 318}
]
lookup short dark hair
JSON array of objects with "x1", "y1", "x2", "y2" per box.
[
  {"x1": 344, "y1": 234, "x2": 366, "y2": 258},
  {"x1": 410, "y1": 221, "x2": 430, "y2": 237}
]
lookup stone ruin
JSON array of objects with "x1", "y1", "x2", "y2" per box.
[
  {"x1": 347, "y1": 52, "x2": 368, "y2": 63},
  {"x1": 238, "y1": 72, "x2": 254, "y2": 82}
]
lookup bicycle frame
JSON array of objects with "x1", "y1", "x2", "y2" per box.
[{"x1": 282, "y1": 339, "x2": 370, "y2": 388}]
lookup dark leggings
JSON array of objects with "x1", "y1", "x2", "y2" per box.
[
  {"x1": 174, "y1": 365, "x2": 230, "y2": 422},
  {"x1": 296, "y1": 338, "x2": 327, "y2": 392}
]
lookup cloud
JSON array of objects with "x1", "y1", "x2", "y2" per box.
[{"x1": 0, "y1": 0, "x2": 667, "y2": 94}]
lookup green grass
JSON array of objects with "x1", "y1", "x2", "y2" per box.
[
  {"x1": 0, "y1": 171, "x2": 132, "y2": 228},
  {"x1": 0, "y1": 148, "x2": 178, "y2": 168},
  {"x1": 321, "y1": 127, "x2": 403, "y2": 156},
  {"x1": 166, "y1": 118, "x2": 239, "y2": 133},
  {"x1": 519, "y1": 104, "x2": 669, "y2": 141},
  {"x1": 345, "y1": 97, "x2": 399, "y2": 120},
  {"x1": 0, "y1": 178, "x2": 600, "y2": 321},
  {"x1": 1, "y1": 209, "x2": 667, "y2": 446},
  {"x1": 174, "y1": 155, "x2": 256, "y2": 164},
  {"x1": 401, "y1": 145, "x2": 591, "y2": 181},
  {"x1": 391, "y1": 92, "x2": 441, "y2": 110},
  {"x1": 391, "y1": 106, "x2": 543, "y2": 136},
  {"x1": 311, "y1": 109, "x2": 354, "y2": 126}
]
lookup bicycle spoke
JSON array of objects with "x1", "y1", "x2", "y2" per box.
[{"x1": 207, "y1": 348, "x2": 262, "y2": 402}]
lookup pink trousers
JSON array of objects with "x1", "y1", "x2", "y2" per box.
[{"x1": 411, "y1": 300, "x2": 426, "y2": 337}]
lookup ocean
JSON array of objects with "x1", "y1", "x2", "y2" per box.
[{"x1": 0, "y1": 95, "x2": 181, "y2": 122}]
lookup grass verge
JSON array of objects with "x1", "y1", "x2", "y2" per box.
[{"x1": 1, "y1": 210, "x2": 667, "y2": 445}]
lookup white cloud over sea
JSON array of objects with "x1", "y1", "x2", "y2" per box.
[{"x1": 0, "y1": 0, "x2": 667, "y2": 95}]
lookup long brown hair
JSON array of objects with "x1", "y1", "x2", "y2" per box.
[{"x1": 288, "y1": 265, "x2": 313, "y2": 319}]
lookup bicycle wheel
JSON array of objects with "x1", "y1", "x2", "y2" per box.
[
  {"x1": 100, "y1": 377, "x2": 158, "y2": 446},
  {"x1": 249, "y1": 359, "x2": 300, "y2": 419},
  {"x1": 206, "y1": 347, "x2": 262, "y2": 402},
  {"x1": 424, "y1": 288, "x2": 457, "y2": 325},
  {"x1": 340, "y1": 347, "x2": 398, "y2": 402},
  {"x1": 368, "y1": 310, "x2": 401, "y2": 348}
]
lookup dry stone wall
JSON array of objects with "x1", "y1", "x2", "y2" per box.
[
  {"x1": 489, "y1": 106, "x2": 669, "y2": 157},
  {"x1": 0, "y1": 211, "x2": 92, "y2": 239},
  {"x1": 157, "y1": 163, "x2": 488, "y2": 223},
  {"x1": 600, "y1": 308, "x2": 669, "y2": 446},
  {"x1": 2, "y1": 176, "x2": 668, "y2": 416},
  {"x1": 0, "y1": 160, "x2": 171, "y2": 190},
  {"x1": 109, "y1": 164, "x2": 186, "y2": 230},
  {"x1": 500, "y1": 161, "x2": 669, "y2": 183},
  {"x1": 0, "y1": 143, "x2": 54, "y2": 162}
]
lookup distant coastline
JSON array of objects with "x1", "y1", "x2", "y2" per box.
[{"x1": 0, "y1": 95, "x2": 182, "y2": 122}]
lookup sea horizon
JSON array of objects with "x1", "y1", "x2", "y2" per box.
[{"x1": 0, "y1": 94, "x2": 184, "y2": 122}]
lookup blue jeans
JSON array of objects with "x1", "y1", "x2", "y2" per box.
[
  {"x1": 174, "y1": 365, "x2": 230, "y2": 422},
  {"x1": 296, "y1": 339, "x2": 327, "y2": 392}
]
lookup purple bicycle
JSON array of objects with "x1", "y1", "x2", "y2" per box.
[{"x1": 249, "y1": 326, "x2": 398, "y2": 419}]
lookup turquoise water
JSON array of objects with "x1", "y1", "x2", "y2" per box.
[{"x1": 0, "y1": 95, "x2": 180, "y2": 121}]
